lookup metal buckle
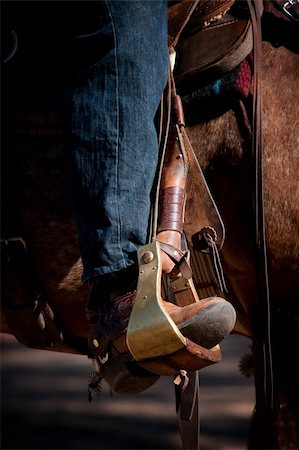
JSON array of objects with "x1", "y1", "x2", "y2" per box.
[{"x1": 282, "y1": 0, "x2": 299, "y2": 23}]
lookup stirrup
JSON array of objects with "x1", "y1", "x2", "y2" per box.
[{"x1": 126, "y1": 240, "x2": 221, "y2": 376}]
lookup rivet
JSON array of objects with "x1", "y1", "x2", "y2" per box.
[
  {"x1": 140, "y1": 270, "x2": 144, "y2": 274},
  {"x1": 93, "y1": 339, "x2": 99, "y2": 348},
  {"x1": 143, "y1": 251, "x2": 154, "y2": 264},
  {"x1": 143, "y1": 295, "x2": 148, "y2": 299},
  {"x1": 173, "y1": 250, "x2": 179, "y2": 257},
  {"x1": 152, "y1": 266, "x2": 157, "y2": 270}
]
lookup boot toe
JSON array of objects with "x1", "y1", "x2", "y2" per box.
[{"x1": 178, "y1": 298, "x2": 236, "y2": 349}]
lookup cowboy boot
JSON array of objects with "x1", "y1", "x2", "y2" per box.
[{"x1": 86, "y1": 263, "x2": 236, "y2": 394}]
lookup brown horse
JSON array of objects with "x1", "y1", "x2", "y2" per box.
[
  {"x1": 185, "y1": 8, "x2": 299, "y2": 448},
  {"x1": 1, "y1": 2, "x2": 298, "y2": 449}
]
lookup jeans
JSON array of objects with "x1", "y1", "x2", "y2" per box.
[{"x1": 65, "y1": 1, "x2": 169, "y2": 282}]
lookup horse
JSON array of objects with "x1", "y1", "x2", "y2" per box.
[
  {"x1": 184, "y1": 4, "x2": 299, "y2": 448},
  {"x1": 1, "y1": 1, "x2": 298, "y2": 449}
]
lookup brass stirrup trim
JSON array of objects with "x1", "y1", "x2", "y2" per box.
[{"x1": 126, "y1": 241, "x2": 186, "y2": 361}]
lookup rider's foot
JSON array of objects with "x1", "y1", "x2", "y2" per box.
[{"x1": 86, "y1": 267, "x2": 236, "y2": 359}]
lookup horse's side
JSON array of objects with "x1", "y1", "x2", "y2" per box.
[
  {"x1": 187, "y1": 36, "x2": 299, "y2": 449},
  {"x1": 1, "y1": 4, "x2": 298, "y2": 449}
]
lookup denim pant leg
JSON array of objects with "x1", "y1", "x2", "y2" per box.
[{"x1": 66, "y1": 0, "x2": 169, "y2": 282}]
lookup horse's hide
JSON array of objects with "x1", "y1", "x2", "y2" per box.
[
  {"x1": 186, "y1": 38, "x2": 299, "y2": 449},
  {"x1": 1, "y1": 136, "x2": 89, "y2": 347}
]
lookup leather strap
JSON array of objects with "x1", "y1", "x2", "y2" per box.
[
  {"x1": 247, "y1": 0, "x2": 274, "y2": 411},
  {"x1": 168, "y1": 0, "x2": 201, "y2": 48},
  {"x1": 158, "y1": 240, "x2": 192, "y2": 279},
  {"x1": 155, "y1": 69, "x2": 225, "y2": 249},
  {"x1": 157, "y1": 186, "x2": 185, "y2": 233},
  {"x1": 175, "y1": 370, "x2": 200, "y2": 450},
  {"x1": 150, "y1": 73, "x2": 172, "y2": 240}
]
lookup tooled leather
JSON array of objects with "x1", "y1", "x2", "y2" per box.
[
  {"x1": 168, "y1": 0, "x2": 235, "y2": 48},
  {"x1": 168, "y1": 0, "x2": 201, "y2": 48},
  {"x1": 175, "y1": 18, "x2": 252, "y2": 85},
  {"x1": 157, "y1": 186, "x2": 185, "y2": 233}
]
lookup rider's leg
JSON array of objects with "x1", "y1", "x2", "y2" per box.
[
  {"x1": 65, "y1": 0, "x2": 169, "y2": 283},
  {"x1": 64, "y1": 0, "x2": 236, "y2": 358}
]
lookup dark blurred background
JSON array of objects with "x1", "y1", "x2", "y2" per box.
[{"x1": 1, "y1": 334, "x2": 254, "y2": 450}]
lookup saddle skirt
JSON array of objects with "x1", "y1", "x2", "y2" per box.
[{"x1": 168, "y1": 0, "x2": 254, "y2": 91}]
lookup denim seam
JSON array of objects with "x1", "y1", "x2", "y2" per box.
[{"x1": 105, "y1": 0, "x2": 126, "y2": 269}]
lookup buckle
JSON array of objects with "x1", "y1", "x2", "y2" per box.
[{"x1": 281, "y1": 0, "x2": 299, "y2": 23}]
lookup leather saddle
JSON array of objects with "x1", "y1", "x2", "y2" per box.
[{"x1": 168, "y1": 0, "x2": 253, "y2": 92}]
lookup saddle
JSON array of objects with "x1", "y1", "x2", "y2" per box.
[{"x1": 168, "y1": 0, "x2": 254, "y2": 91}]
